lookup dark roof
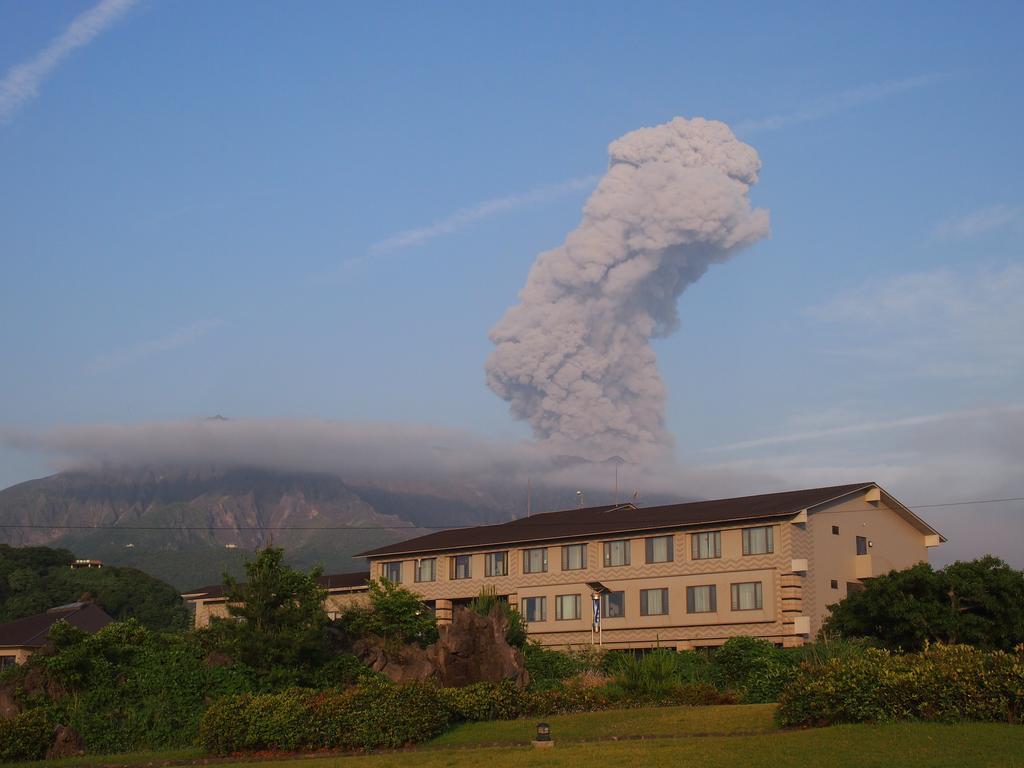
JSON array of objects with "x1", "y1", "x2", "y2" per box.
[
  {"x1": 357, "y1": 483, "x2": 881, "y2": 558},
  {"x1": 0, "y1": 603, "x2": 112, "y2": 648},
  {"x1": 182, "y1": 570, "x2": 370, "y2": 601}
]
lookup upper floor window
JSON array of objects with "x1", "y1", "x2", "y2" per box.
[
  {"x1": 686, "y1": 584, "x2": 717, "y2": 613},
  {"x1": 485, "y1": 551, "x2": 508, "y2": 577},
  {"x1": 561, "y1": 543, "x2": 587, "y2": 570},
  {"x1": 601, "y1": 590, "x2": 625, "y2": 618},
  {"x1": 450, "y1": 554, "x2": 472, "y2": 580},
  {"x1": 856, "y1": 536, "x2": 868, "y2": 556},
  {"x1": 521, "y1": 596, "x2": 546, "y2": 622},
  {"x1": 742, "y1": 526, "x2": 774, "y2": 555},
  {"x1": 645, "y1": 535, "x2": 674, "y2": 563},
  {"x1": 603, "y1": 540, "x2": 631, "y2": 567},
  {"x1": 640, "y1": 587, "x2": 669, "y2": 616},
  {"x1": 731, "y1": 581, "x2": 763, "y2": 611},
  {"x1": 555, "y1": 594, "x2": 581, "y2": 620},
  {"x1": 414, "y1": 558, "x2": 436, "y2": 583},
  {"x1": 382, "y1": 561, "x2": 402, "y2": 583},
  {"x1": 523, "y1": 547, "x2": 548, "y2": 574},
  {"x1": 691, "y1": 531, "x2": 722, "y2": 560}
]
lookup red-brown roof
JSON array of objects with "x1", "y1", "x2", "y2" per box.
[
  {"x1": 357, "y1": 483, "x2": 880, "y2": 558},
  {"x1": 182, "y1": 570, "x2": 370, "y2": 600},
  {"x1": 0, "y1": 603, "x2": 113, "y2": 648}
]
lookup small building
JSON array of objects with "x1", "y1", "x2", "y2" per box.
[
  {"x1": 70, "y1": 559, "x2": 103, "y2": 570},
  {"x1": 183, "y1": 570, "x2": 371, "y2": 628},
  {"x1": 0, "y1": 602, "x2": 113, "y2": 669}
]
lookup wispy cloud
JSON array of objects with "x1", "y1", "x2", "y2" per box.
[
  {"x1": 369, "y1": 175, "x2": 600, "y2": 252},
  {"x1": 735, "y1": 74, "x2": 943, "y2": 136},
  {"x1": 932, "y1": 204, "x2": 1023, "y2": 239},
  {"x1": 702, "y1": 405, "x2": 1023, "y2": 453},
  {"x1": 0, "y1": 0, "x2": 137, "y2": 124},
  {"x1": 85, "y1": 318, "x2": 222, "y2": 373}
]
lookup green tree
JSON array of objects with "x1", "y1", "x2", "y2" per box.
[
  {"x1": 469, "y1": 586, "x2": 527, "y2": 648},
  {"x1": 205, "y1": 547, "x2": 330, "y2": 672},
  {"x1": 338, "y1": 579, "x2": 438, "y2": 647},
  {"x1": 823, "y1": 556, "x2": 1024, "y2": 651}
]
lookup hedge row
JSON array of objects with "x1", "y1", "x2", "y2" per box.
[
  {"x1": 0, "y1": 709, "x2": 52, "y2": 763},
  {"x1": 777, "y1": 644, "x2": 1024, "y2": 727},
  {"x1": 199, "y1": 678, "x2": 734, "y2": 754}
]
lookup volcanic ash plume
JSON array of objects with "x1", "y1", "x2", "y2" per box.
[{"x1": 485, "y1": 117, "x2": 770, "y2": 463}]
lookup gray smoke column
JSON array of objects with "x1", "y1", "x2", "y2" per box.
[{"x1": 485, "y1": 117, "x2": 770, "y2": 462}]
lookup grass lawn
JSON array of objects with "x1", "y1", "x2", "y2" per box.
[{"x1": 10, "y1": 705, "x2": 1023, "y2": 768}]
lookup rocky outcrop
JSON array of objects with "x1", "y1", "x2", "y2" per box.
[
  {"x1": 355, "y1": 606, "x2": 529, "y2": 688},
  {"x1": 46, "y1": 725, "x2": 85, "y2": 759}
]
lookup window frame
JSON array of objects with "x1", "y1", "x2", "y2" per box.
[
  {"x1": 381, "y1": 561, "x2": 402, "y2": 583},
  {"x1": 690, "y1": 530, "x2": 722, "y2": 560},
  {"x1": 856, "y1": 536, "x2": 868, "y2": 556},
  {"x1": 602, "y1": 539, "x2": 631, "y2": 567},
  {"x1": 414, "y1": 558, "x2": 436, "y2": 583},
  {"x1": 741, "y1": 526, "x2": 775, "y2": 555},
  {"x1": 522, "y1": 547, "x2": 549, "y2": 574},
  {"x1": 450, "y1": 554, "x2": 472, "y2": 580},
  {"x1": 730, "y1": 581, "x2": 763, "y2": 611},
  {"x1": 555, "y1": 593, "x2": 582, "y2": 621},
  {"x1": 686, "y1": 584, "x2": 718, "y2": 614},
  {"x1": 639, "y1": 587, "x2": 669, "y2": 616},
  {"x1": 521, "y1": 596, "x2": 547, "y2": 622},
  {"x1": 485, "y1": 550, "x2": 509, "y2": 577},
  {"x1": 561, "y1": 543, "x2": 588, "y2": 571},
  {"x1": 645, "y1": 535, "x2": 674, "y2": 564},
  {"x1": 600, "y1": 590, "x2": 626, "y2": 619}
]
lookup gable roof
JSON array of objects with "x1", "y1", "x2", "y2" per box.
[
  {"x1": 357, "y1": 482, "x2": 910, "y2": 558},
  {"x1": 0, "y1": 603, "x2": 113, "y2": 649},
  {"x1": 182, "y1": 570, "x2": 371, "y2": 601}
]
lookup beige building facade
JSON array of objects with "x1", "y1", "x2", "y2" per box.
[{"x1": 358, "y1": 482, "x2": 944, "y2": 648}]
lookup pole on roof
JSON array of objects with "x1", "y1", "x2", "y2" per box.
[
  {"x1": 614, "y1": 464, "x2": 619, "y2": 505},
  {"x1": 527, "y1": 476, "x2": 532, "y2": 517}
]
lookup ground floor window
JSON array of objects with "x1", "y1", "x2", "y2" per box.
[
  {"x1": 522, "y1": 596, "x2": 546, "y2": 622},
  {"x1": 555, "y1": 594, "x2": 581, "y2": 620},
  {"x1": 730, "y1": 581, "x2": 763, "y2": 610},
  {"x1": 0, "y1": 655, "x2": 15, "y2": 671},
  {"x1": 640, "y1": 587, "x2": 669, "y2": 616},
  {"x1": 600, "y1": 590, "x2": 625, "y2": 618},
  {"x1": 686, "y1": 584, "x2": 717, "y2": 613}
]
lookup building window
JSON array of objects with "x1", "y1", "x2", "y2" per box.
[
  {"x1": 645, "y1": 535, "x2": 674, "y2": 563},
  {"x1": 415, "y1": 558, "x2": 436, "y2": 583},
  {"x1": 522, "y1": 596, "x2": 546, "y2": 622},
  {"x1": 730, "y1": 582, "x2": 763, "y2": 611},
  {"x1": 832, "y1": 525, "x2": 840, "y2": 535},
  {"x1": 485, "y1": 551, "x2": 508, "y2": 577},
  {"x1": 450, "y1": 554, "x2": 472, "y2": 580},
  {"x1": 601, "y1": 590, "x2": 625, "y2": 618},
  {"x1": 686, "y1": 584, "x2": 717, "y2": 613},
  {"x1": 382, "y1": 561, "x2": 402, "y2": 583},
  {"x1": 691, "y1": 531, "x2": 722, "y2": 560},
  {"x1": 603, "y1": 540, "x2": 631, "y2": 567},
  {"x1": 561, "y1": 543, "x2": 587, "y2": 570},
  {"x1": 742, "y1": 526, "x2": 774, "y2": 555},
  {"x1": 830, "y1": 579, "x2": 839, "y2": 589},
  {"x1": 847, "y1": 581, "x2": 865, "y2": 595},
  {"x1": 856, "y1": 536, "x2": 868, "y2": 556},
  {"x1": 555, "y1": 594, "x2": 581, "y2": 620},
  {"x1": 640, "y1": 588, "x2": 669, "y2": 616},
  {"x1": 0, "y1": 655, "x2": 15, "y2": 671},
  {"x1": 523, "y1": 547, "x2": 548, "y2": 574}
]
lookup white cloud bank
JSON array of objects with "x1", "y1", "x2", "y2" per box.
[{"x1": 0, "y1": 0, "x2": 137, "y2": 124}]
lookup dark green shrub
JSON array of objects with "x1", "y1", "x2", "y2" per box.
[
  {"x1": 711, "y1": 636, "x2": 800, "y2": 703},
  {"x1": 0, "y1": 709, "x2": 53, "y2": 763},
  {"x1": 439, "y1": 680, "x2": 523, "y2": 721},
  {"x1": 311, "y1": 652, "x2": 380, "y2": 688},
  {"x1": 777, "y1": 643, "x2": 1024, "y2": 727},
  {"x1": 523, "y1": 642, "x2": 581, "y2": 688},
  {"x1": 199, "y1": 678, "x2": 451, "y2": 754}
]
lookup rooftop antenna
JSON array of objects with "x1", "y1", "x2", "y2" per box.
[
  {"x1": 527, "y1": 476, "x2": 532, "y2": 517},
  {"x1": 614, "y1": 464, "x2": 619, "y2": 506},
  {"x1": 576, "y1": 490, "x2": 584, "y2": 509}
]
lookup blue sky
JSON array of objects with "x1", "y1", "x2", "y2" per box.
[{"x1": 1, "y1": 1, "x2": 1022, "y2": 564}]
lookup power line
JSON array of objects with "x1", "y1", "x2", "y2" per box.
[{"x1": 0, "y1": 496, "x2": 1019, "y2": 532}]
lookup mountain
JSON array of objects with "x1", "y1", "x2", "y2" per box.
[{"x1": 0, "y1": 466, "x2": 628, "y2": 589}]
